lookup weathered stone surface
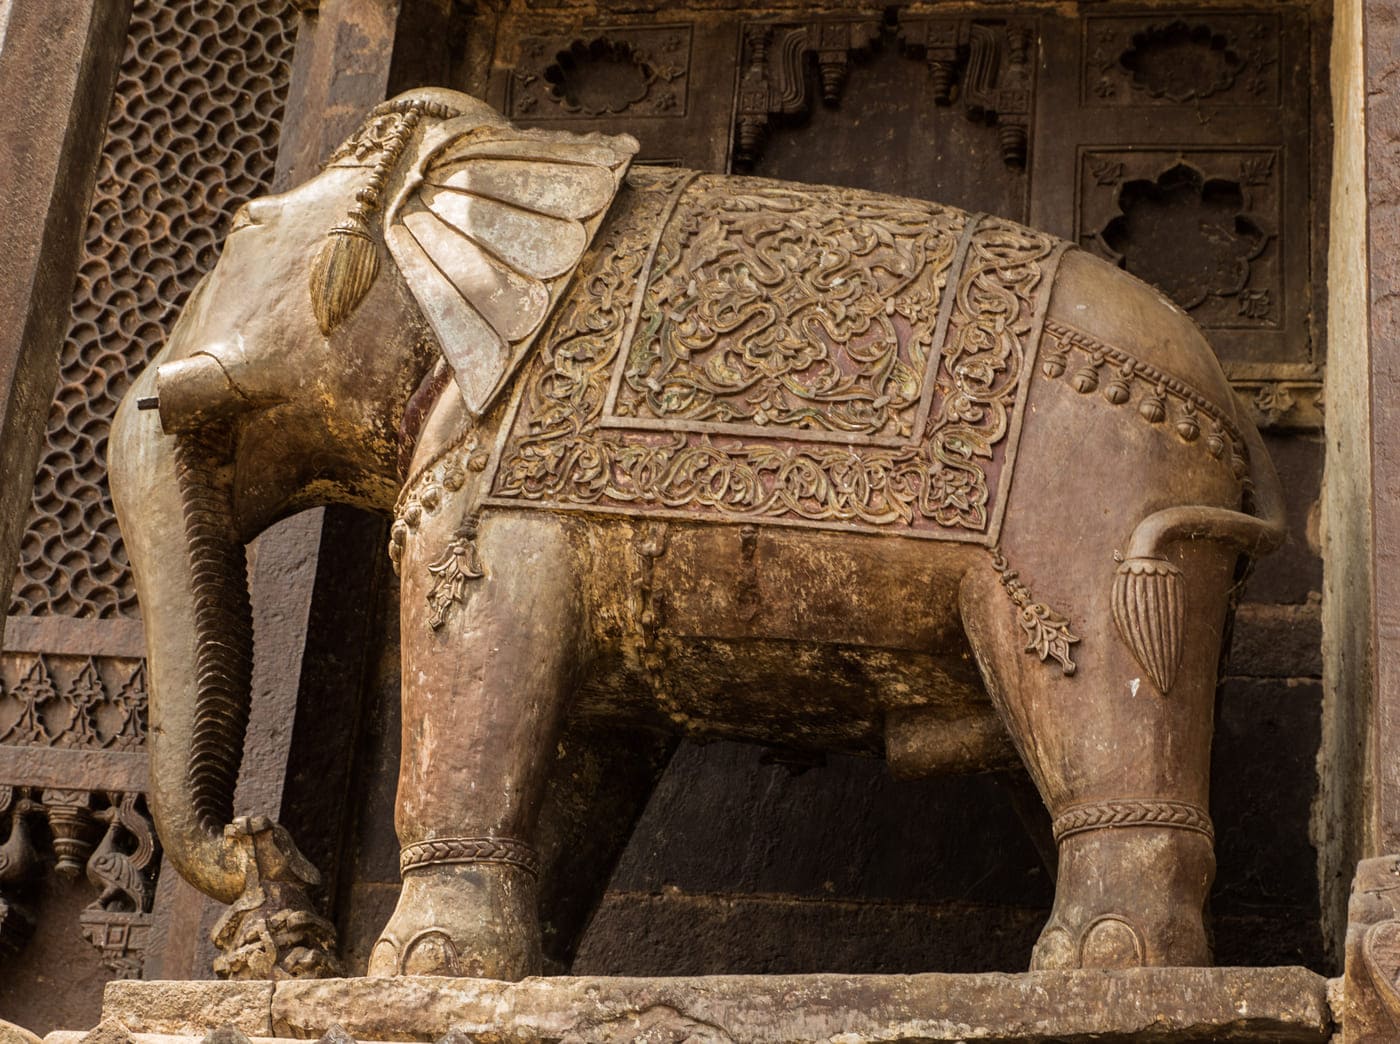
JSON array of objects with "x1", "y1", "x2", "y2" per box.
[
  {"x1": 1, "y1": 1020, "x2": 44, "y2": 1044},
  {"x1": 103, "y1": 982, "x2": 273, "y2": 1036},
  {"x1": 106, "y1": 969, "x2": 1333, "y2": 1043}
]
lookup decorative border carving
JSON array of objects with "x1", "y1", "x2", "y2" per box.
[
  {"x1": 400, "y1": 836, "x2": 541, "y2": 878},
  {"x1": 1052, "y1": 799, "x2": 1214, "y2": 843}
]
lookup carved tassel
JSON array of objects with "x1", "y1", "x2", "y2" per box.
[
  {"x1": 1112, "y1": 556, "x2": 1185, "y2": 695},
  {"x1": 309, "y1": 213, "x2": 380, "y2": 335}
]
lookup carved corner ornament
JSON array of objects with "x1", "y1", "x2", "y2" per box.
[{"x1": 210, "y1": 816, "x2": 340, "y2": 981}]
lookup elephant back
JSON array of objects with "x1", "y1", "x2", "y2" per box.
[
  {"x1": 480, "y1": 169, "x2": 1075, "y2": 547},
  {"x1": 1044, "y1": 249, "x2": 1241, "y2": 429}
]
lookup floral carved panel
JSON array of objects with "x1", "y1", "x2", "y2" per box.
[
  {"x1": 1083, "y1": 13, "x2": 1280, "y2": 108},
  {"x1": 1078, "y1": 149, "x2": 1282, "y2": 334},
  {"x1": 509, "y1": 26, "x2": 692, "y2": 120}
]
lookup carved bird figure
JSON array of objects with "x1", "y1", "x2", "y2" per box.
[
  {"x1": 0, "y1": 797, "x2": 37, "y2": 887},
  {"x1": 86, "y1": 797, "x2": 155, "y2": 911}
]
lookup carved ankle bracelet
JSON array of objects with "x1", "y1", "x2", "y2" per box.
[{"x1": 399, "y1": 836, "x2": 541, "y2": 877}]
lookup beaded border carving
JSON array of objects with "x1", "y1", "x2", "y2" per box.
[{"x1": 1039, "y1": 318, "x2": 1249, "y2": 482}]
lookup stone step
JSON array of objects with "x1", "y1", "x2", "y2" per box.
[{"x1": 75, "y1": 968, "x2": 1336, "y2": 1043}]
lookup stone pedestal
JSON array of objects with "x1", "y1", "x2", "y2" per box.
[{"x1": 48, "y1": 969, "x2": 1334, "y2": 1044}]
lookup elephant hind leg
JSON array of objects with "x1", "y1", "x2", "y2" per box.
[
  {"x1": 958, "y1": 540, "x2": 1231, "y2": 970},
  {"x1": 370, "y1": 511, "x2": 586, "y2": 980}
]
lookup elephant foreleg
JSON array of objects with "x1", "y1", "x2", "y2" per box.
[{"x1": 370, "y1": 511, "x2": 584, "y2": 979}]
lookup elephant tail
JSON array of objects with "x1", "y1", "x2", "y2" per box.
[{"x1": 1113, "y1": 419, "x2": 1285, "y2": 695}]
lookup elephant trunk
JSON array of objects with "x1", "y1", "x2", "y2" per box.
[{"x1": 109, "y1": 366, "x2": 253, "y2": 905}]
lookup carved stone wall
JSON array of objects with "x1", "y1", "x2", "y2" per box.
[{"x1": 0, "y1": 0, "x2": 296, "y2": 1031}]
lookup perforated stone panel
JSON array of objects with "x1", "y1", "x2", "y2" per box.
[{"x1": 8, "y1": 0, "x2": 296, "y2": 618}]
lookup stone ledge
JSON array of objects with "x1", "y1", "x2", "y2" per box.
[{"x1": 100, "y1": 967, "x2": 1333, "y2": 1043}]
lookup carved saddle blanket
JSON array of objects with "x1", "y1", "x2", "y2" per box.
[{"x1": 480, "y1": 168, "x2": 1071, "y2": 544}]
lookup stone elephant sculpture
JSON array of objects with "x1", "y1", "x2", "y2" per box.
[{"x1": 109, "y1": 87, "x2": 1285, "y2": 980}]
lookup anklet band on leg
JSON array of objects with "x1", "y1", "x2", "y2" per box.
[
  {"x1": 400, "y1": 836, "x2": 541, "y2": 877},
  {"x1": 1052, "y1": 799, "x2": 1213, "y2": 844}
]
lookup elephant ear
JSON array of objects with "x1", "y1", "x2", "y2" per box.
[{"x1": 385, "y1": 118, "x2": 638, "y2": 416}]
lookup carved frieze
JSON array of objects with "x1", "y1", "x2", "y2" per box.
[
  {"x1": 1078, "y1": 149, "x2": 1281, "y2": 333},
  {"x1": 1083, "y1": 14, "x2": 1280, "y2": 107},
  {"x1": 0, "y1": 655, "x2": 147, "y2": 752},
  {"x1": 484, "y1": 170, "x2": 1067, "y2": 543},
  {"x1": 510, "y1": 27, "x2": 692, "y2": 120},
  {"x1": 0, "y1": 786, "x2": 158, "y2": 978}
]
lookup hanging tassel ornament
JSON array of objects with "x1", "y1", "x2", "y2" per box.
[
  {"x1": 308, "y1": 101, "x2": 441, "y2": 335},
  {"x1": 310, "y1": 212, "x2": 381, "y2": 335},
  {"x1": 1112, "y1": 555, "x2": 1185, "y2": 695}
]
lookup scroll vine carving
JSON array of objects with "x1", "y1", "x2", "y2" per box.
[
  {"x1": 612, "y1": 183, "x2": 968, "y2": 438},
  {"x1": 486, "y1": 173, "x2": 1065, "y2": 544}
]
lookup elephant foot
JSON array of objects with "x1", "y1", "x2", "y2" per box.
[
  {"x1": 1031, "y1": 813, "x2": 1215, "y2": 970},
  {"x1": 369, "y1": 858, "x2": 541, "y2": 979}
]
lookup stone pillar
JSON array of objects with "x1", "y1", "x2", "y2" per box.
[
  {"x1": 1334, "y1": 0, "x2": 1400, "y2": 1036},
  {"x1": 0, "y1": 1, "x2": 133, "y2": 629}
]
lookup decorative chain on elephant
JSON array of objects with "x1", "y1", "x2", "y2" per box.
[{"x1": 110, "y1": 87, "x2": 1286, "y2": 980}]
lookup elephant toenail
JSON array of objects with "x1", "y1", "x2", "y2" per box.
[
  {"x1": 402, "y1": 929, "x2": 461, "y2": 976},
  {"x1": 1030, "y1": 925, "x2": 1076, "y2": 970},
  {"x1": 1079, "y1": 916, "x2": 1145, "y2": 969}
]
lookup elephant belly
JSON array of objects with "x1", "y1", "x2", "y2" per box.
[{"x1": 568, "y1": 520, "x2": 1003, "y2": 766}]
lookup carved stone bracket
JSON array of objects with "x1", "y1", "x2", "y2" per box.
[
  {"x1": 900, "y1": 17, "x2": 1036, "y2": 170},
  {"x1": 0, "y1": 784, "x2": 158, "y2": 977},
  {"x1": 733, "y1": 20, "x2": 881, "y2": 169},
  {"x1": 733, "y1": 17, "x2": 1036, "y2": 172},
  {"x1": 1341, "y1": 855, "x2": 1400, "y2": 1040}
]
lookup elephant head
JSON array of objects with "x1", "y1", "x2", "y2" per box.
[{"x1": 107, "y1": 88, "x2": 636, "y2": 926}]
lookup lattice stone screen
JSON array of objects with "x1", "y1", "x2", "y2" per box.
[{"x1": 0, "y1": 0, "x2": 296, "y2": 979}]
